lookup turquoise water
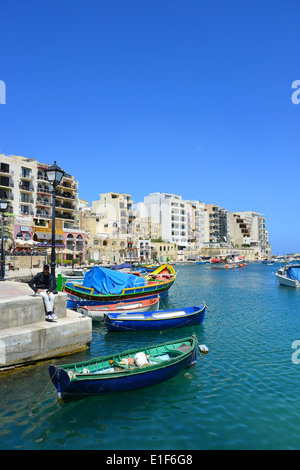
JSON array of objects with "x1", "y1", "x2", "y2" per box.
[{"x1": 1, "y1": 263, "x2": 300, "y2": 450}]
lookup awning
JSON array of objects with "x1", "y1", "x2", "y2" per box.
[
  {"x1": 15, "y1": 239, "x2": 39, "y2": 246},
  {"x1": 35, "y1": 232, "x2": 51, "y2": 240},
  {"x1": 34, "y1": 232, "x2": 64, "y2": 241},
  {"x1": 61, "y1": 248, "x2": 74, "y2": 254}
]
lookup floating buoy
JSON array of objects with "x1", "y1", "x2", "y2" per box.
[
  {"x1": 244, "y1": 263, "x2": 247, "y2": 266},
  {"x1": 225, "y1": 264, "x2": 229, "y2": 268},
  {"x1": 198, "y1": 344, "x2": 209, "y2": 354}
]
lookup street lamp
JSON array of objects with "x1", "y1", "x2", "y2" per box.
[
  {"x1": 0, "y1": 198, "x2": 8, "y2": 281},
  {"x1": 127, "y1": 240, "x2": 133, "y2": 272},
  {"x1": 72, "y1": 241, "x2": 75, "y2": 269},
  {"x1": 45, "y1": 161, "x2": 65, "y2": 290}
]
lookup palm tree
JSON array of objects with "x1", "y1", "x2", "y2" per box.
[{"x1": 1, "y1": 227, "x2": 14, "y2": 251}]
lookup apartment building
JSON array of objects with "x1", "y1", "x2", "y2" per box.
[
  {"x1": 134, "y1": 203, "x2": 161, "y2": 240},
  {"x1": 142, "y1": 192, "x2": 190, "y2": 248},
  {"x1": 91, "y1": 192, "x2": 135, "y2": 238},
  {"x1": 186, "y1": 200, "x2": 205, "y2": 249},
  {"x1": 204, "y1": 203, "x2": 228, "y2": 245},
  {"x1": 0, "y1": 154, "x2": 86, "y2": 261},
  {"x1": 227, "y1": 211, "x2": 271, "y2": 257}
]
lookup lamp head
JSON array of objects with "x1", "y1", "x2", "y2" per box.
[{"x1": 45, "y1": 161, "x2": 64, "y2": 186}]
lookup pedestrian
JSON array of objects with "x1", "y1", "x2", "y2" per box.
[{"x1": 28, "y1": 264, "x2": 57, "y2": 321}]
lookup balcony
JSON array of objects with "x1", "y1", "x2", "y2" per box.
[
  {"x1": 37, "y1": 185, "x2": 52, "y2": 195},
  {"x1": 35, "y1": 209, "x2": 51, "y2": 219},
  {"x1": 19, "y1": 183, "x2": 34, "y2": 192},
  {"x1": 0, "y1": 167, "x2": 14, "y2": 176},
  {"x1": 0, "y1": 178, "x2": 14, "y2": 189}
]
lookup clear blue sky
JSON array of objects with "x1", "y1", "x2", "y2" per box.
[{"x1": 1, "y1": 0, "x2": 299, "y2": 254}]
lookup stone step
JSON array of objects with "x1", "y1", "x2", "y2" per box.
[
  {"x1": 0, "y1": 310, "x2": 92, "y2": 369},
  {"x1": 0, "y1": 292, "x2": 68, "y2": 329}
]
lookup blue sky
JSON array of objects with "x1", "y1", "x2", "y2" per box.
[{"x1": 0, "y1": 0, "x2": 299, "y2": 254}]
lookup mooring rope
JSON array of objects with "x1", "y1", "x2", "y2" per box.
[{"x1": 27, "y1": 368, "x2": 58, "y2": 414}]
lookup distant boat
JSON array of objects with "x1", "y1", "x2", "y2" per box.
[
  {"x1": 210, "y1": 253, "x2": 246, "y2": 269},
  {"x1": 77, "y1": 296, "x2": 160, "y2": 321},
  {"x1": 104, "y1": 304, "x2": 206, "y2": 331},
  {"x1": 48, "y1": 335, "x2": 204, "y2": 399},
  {"x1": 276, "y1": 263, "x2": 300, "y2": 288},
  {"x1": 262, "y1": 258, "x2": 275, "y2": 265}
]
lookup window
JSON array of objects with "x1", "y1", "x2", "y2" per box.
[
  {"x1": 76, "y1": 235, "x2": 84, "y2": 251},
  {"x1": 21, "y1": 193, "x2": 29, "y2": 203},
  {"x1": 21, "y1": 167, "x2": 31, "y2": 178},
  {"x1": 21, "y1": 205, "x2": 29, "y2": 215},
  {"x1": 66, "y1": 234, "x2": 75, "y2": 250}
]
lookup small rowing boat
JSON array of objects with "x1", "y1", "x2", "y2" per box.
[
  {"x1": 103, "y1": 304, "x2": 206, "y2": 331},
  {"x1": 48, "y1": 335, "x2": 206, "y2": 399},
  {"x1": 77, "y1": 296, "x2": 160, "y2": 321}
]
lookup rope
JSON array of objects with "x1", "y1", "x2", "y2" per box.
[{"x1": 27, "y1": 367, "x2": 58, "y2": 414}]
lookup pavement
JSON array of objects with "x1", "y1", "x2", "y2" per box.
[
  {"x1": 1, "y1": 265, "x2": 91, "y2": 300},
  {"x1": 0, "y1": 267, "x2": 67, "y2": 300},
  {"x1": 0, "y1": 268, "x2": 40, "y2": 299}
]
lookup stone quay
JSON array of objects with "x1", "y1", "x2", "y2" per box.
[{"x1": 0, "y1": 268, "x2": 92, "y2": 372}]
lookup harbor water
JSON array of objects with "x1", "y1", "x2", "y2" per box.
[{"x1": 1, "y1": 263, "x2": 300, "y2": 450}]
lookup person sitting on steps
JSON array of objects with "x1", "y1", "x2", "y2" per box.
[{"x1": 28, "y1": 264, "x2": 57, "y2": 321}]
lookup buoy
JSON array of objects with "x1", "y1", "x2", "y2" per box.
[
  {"x1": 198, "y1": 344, "x2": 209, "y2": 354},
  {"x1": 244, "y1": 263, "x2": 247, "y2": 266},
  {"x1": 225, "y1": 264, "x2": 229, "y2": 268}
]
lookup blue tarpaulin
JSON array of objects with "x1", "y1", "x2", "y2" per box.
[
  {"x1": 110, "y1": 263, "x2": 136, "y2": 270},
  {"x1": 287, "y1": 265, "x2": 300, "y2": 281},
  {"x1": 82, "y1": 266, "x2": 145, "y2": 295}
]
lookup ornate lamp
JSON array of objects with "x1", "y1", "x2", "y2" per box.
[
  {"x1": 0, "y1": 198, "x2": 8, "y2": 281},
  {"x1": 45, "y1": 162, "x2": 65, "y2": 291}
]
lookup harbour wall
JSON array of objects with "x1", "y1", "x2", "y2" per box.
[{"x1": 0, "y1": 278, "x2": 92, "y2": 372}]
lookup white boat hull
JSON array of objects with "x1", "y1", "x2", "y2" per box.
[
  {"x1": 276, "y1": 273, "x2": 300, "y2": 288},
  {"x1": 77, "y1": 297, "x2": 160, "y2": 321}
]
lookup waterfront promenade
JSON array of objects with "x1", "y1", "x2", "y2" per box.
[
  {"x1": 0, "y1": 268, "x2": 41, "y2": 298},
  {"x1": 0, "y1": 268, "x2": 92, "y2": 371}
]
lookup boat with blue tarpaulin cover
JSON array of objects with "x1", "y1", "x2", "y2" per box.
[{"x1": 63, "y1": 265, "x2": 176, "y2": 308}]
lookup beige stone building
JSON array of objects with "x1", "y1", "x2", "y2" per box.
[
  {"x1": 227, "y1": 211, "x2": 271, "y2": 258},
  {"x1": 0, "y1": 154, "x2": 86, "y2": 265}
]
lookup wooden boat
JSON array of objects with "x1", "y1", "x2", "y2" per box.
[
  {"x1": 48, "y1": 335, "x2": 203, "y2": 399},
  {"x1": 104, "y1": 304, "x2": 206, "y2": 331},
  {"x1": 64, "y1": 265, "x2": 176, "y2": 309},
  {"x1": 77, "y1": 296, "x2": 160, "y2": 321},
  {"x1": 146, "y1": 264, "x2": 176, "y2": 281},
  {"x1": 144, "y1": 263, "x2": 161, "y2": 272}
]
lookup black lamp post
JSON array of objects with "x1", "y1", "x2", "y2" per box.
[
  {"x1": 0, "y1": 198, "x2": 8, "y2": 281},
  {"x1": 127, "y1": 240, "x2": 133, "y2": 273},
  {"x1": 45, "y1": 161, "x2": 64, "y2": 290}
]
